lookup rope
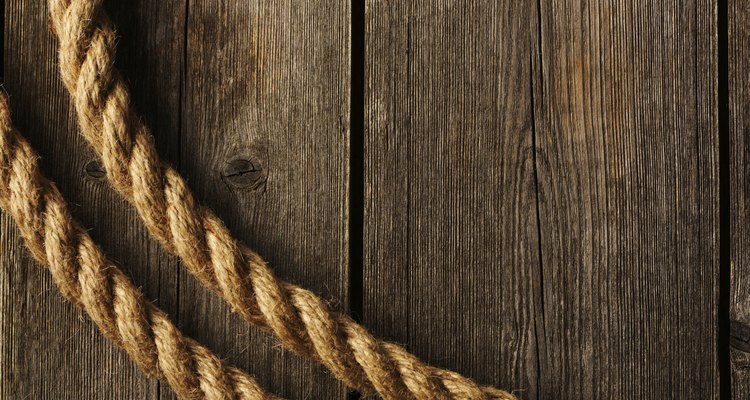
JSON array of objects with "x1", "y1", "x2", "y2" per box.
[
  {"x1": 48, "y1": 0, "x2": 517, "y2": 399},
  {"x1": 0, "y1": 93, "x2": 281, "y2": 400}
]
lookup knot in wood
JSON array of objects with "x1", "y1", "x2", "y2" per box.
[
  {"x1": 732, "y1": 320, "x2": 750, "y2": 353},
  {"x1": 84, "y1": 159, "x2": 106, "y2": 180},
  {"x1": 221, "y1": 156, "x2": 266, "y2": 190}
]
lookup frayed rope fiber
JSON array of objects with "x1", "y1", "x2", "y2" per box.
[
  {"x1": 48, "y1": 0, "x2": 517, "y2": 398},
  {"x1": 0, "y1": 93, "x2": 281, "y2": 400}
]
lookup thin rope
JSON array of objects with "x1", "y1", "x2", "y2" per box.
[
  {"x1": 48, "y1": 0, "x2": 517, "y2": 399},
  {"x1": 0, "y1": 92, "x2": 281, "y2": 400}
]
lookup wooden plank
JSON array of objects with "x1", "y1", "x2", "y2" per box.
[
  {"x1": 534, "y1": 0, "x2": 719, "y2": 398},
  {"x1": 1, "y1": 1, "x2": 184, "y2": 399},
  {"x1": 180, "y1": 1, "x2": 350, "y2": 398},
  {"x1": 730, "y1": 0, "x2": 750, "y2": 397},
  {"x1": 364, "y1": 1, "x2": 541, "y2": 398}
]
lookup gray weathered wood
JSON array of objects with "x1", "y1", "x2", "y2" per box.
[
  {"x1": 731, "y1": 0, "x2": 750, "y2": 397},
  {"x1": 532, "y1": 0, "x2": 719, "y2": 398},
  {"x1": 179, "y1": 1, "x2": 350, "y2": 398},
  {"x1": 364, "y1": 1, "x2": 541, "y2": 398},
  {"x1": 1, "y1": 1, "x2": 184, "y2": 399}
]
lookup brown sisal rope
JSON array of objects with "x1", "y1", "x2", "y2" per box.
[
  {"x1": 48, "y1": 0, "x2": 517, "y2": 398},
  {"x1": 0, "y1": 93, "x2": 281, "y2": 400}
]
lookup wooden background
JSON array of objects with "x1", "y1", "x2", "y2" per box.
[{"x1": 0, "y1": 0, "x2": 741, "y2": 399}]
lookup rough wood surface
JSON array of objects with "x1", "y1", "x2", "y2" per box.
[
  {"x1": 731, "y1": 0, "x2": 750, "y2": 397},
  {"x1": 178, "y1": 1, "x2": 350, "y2": 399},
  {"x1": 1, "y1": 1, "x2": 350, "y2": 399},
  {"x1": 364, "y1": 1, "x2": 719, "y2": 399},
  {"x1": 533, "y1": 1, "x2": 718, "y2": 398},
  {"x1": 363, "y1": 2, "x2": 540, "y2": 398}
]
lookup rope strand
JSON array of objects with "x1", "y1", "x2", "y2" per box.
[
  {"x1": 48, "y1": 1, "x2": 517, "y2": 398},
  {"x1": 0, "y1": 93, "x2": 280, "y2": 400}
]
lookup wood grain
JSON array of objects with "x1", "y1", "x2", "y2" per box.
[
  {"x1": 179, "y1": 1, "x2": 350, "y2": 398},
  {"x1": 363, "y1": 1, "x2": 541, "y2": 398},
  {"x1": 730, "y1": 0, "x2": 750, "y2": 397},
  {"x1": 533, "y1": 0, "x2": 719, "y2": 398},
  {"x1": 1, "y1": 1, "x2": 184, "y2": 399},
  {"x1": 365, "y1": 0, "x2": 719, "y2": 399}
]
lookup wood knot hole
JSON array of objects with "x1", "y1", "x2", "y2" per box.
[
  {"x1": 221, "y1": 156, "x2": 266, "y2": 190},
  {"x1": 84, "y1": 159, "x2": 106, "y2": 180},
  {"x1": 732, "y1": 320, "x2": 750, "y2": 353}
]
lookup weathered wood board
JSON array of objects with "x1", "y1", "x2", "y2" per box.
[
  {"x1": 363, "y1": 1, "x2": 540, "y2": 398},
  {"x1": 364, "y1": 1, "x2": 719, "y2": 399},
  {"x1": 532, "y1": 1, "x2": 719, "y2": 398},
  {"x1": 178, "y1": 1, "x2": 351, "y2": 399}
]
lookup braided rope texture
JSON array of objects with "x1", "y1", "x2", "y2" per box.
[
  {"x1": 49, "y1": 0, "x2": 517, "y2": 398},
  {"x1": 0, "y1": 94, "x2": 281, "y2": 400}
]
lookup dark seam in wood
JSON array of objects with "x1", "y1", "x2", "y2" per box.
[
  {"x1": 531, "y1": 1, "x2": 545, "y2": 398},
  {"x1": 164, "y1": 1, "x2": 189, "y2": 398},
  {"x1": 529, "y1": 29, "x2": 545, "y2": 400},
  {"x1": 348, "y1": 1, "x2": 365, "y2": 398}
]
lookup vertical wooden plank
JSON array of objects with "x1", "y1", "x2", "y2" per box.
[
  {"x1": 730, "y1": 0, "x2": 750, "y2": 397},
  {"x1": 180, "y1": 1, "x2": 350, "y2": 398},
  {"x1": 1, "y1": 1, "x2": 184, "y2": 399},
  {"x1": 364, "y1": 1, "x2": 540, "y2": 397},
  {"x1": 534, "y1": 0, "x2": 719, "y2": 398}
]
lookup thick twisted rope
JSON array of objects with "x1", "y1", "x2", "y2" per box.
[
  {"x1": 48, "y1": 1, "x2": 517, "y2": 399},
  {"x1": 0, "y1": 93, "x2": 280, "y2": 400}
]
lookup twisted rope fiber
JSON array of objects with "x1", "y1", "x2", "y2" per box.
[
  {"x1": 49, "y1": 0, "x2": 517, "y2": 398},
  {"x1": 0, "y1": 94, "x2": 281, "y2": 400}
]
